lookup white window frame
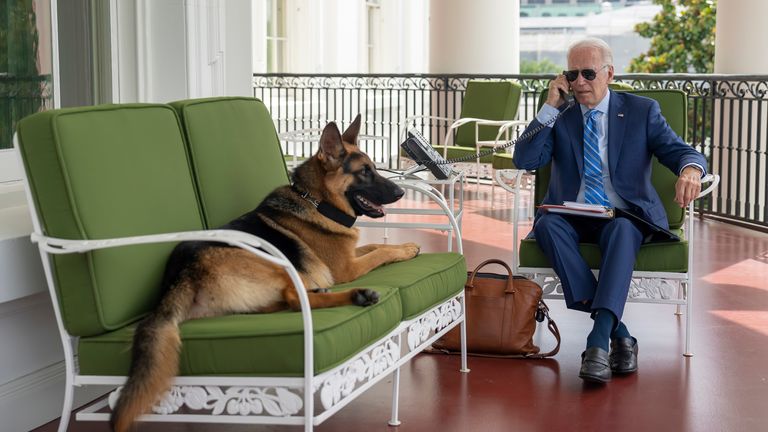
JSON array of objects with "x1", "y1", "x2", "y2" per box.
[
  {"x1": 265, "y1": 0, "x2": 287, "y2": 72},
  {"x1": 366, "y1": 0, "x2": 381, "y2": 73},
  {"x1": 0, "y1": 150, "x2": 24, "y2": 184},
  {"x1": 1, "y1": 0, "x2": 60, "y2": 186}
]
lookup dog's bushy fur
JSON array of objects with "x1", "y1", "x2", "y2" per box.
[{"x1": 110, "y1": 115, "x2": 420, "y2": 431}]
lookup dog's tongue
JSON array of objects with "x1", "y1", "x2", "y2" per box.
[
  {"x1": 370, "y1": 201, "x2": 385, "y2": 215},
  {"x1": 358, "y1": 195, "x2": 385, "y2": 215}
]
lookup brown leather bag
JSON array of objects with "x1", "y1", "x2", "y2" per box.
[{"x1": 432, "y1": 259, "x2": 560, "y2": 358}]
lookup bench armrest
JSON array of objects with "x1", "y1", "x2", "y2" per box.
[
  {"x1": 698, "y1": 174, "x2": 720, "y2": 199},
  {"x1": 31, "y1": 228, "x2": 313, "y2": 341}
]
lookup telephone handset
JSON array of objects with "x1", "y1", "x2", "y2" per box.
[
  {"x1": 559, "y1": 88, "x2": 575, "y2": 107},
  {"x1": 402, "y1": 85, "x2": 577, "y2": 169}
]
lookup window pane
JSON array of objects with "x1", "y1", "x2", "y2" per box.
[
  {"x1": 266, "y1": 0, "x2": 286, "y2": 72},
  {"x1": 0, "y1": 0, "x2": 53, "y2": 150}
]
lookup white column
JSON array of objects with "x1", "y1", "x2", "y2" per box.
[
  {"x1": 429, "y1": 0, "x2": 519, "y2": 74},
  {"x1": 714, "y1": 0, "x2": 768, "y2": 74},
  {"x1": 712, "y1": 0, "x2": 768, "y2": 220},
  {"x1": 113, "y1": 0, "x2": 253, "y2": 102}
]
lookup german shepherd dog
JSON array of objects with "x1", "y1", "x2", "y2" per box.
[{"x1": 110, "y1": 115, "x2": 420, "y2": 431}]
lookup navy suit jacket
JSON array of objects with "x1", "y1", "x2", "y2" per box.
[{"x1": 513, "y1": 91, "x2": 707, "y2": 230}]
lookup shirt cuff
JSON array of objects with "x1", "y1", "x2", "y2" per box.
[
  {"x1": 535, "y1": 103, "x2": 561, "y2": 128},
  {"x1": 680, "y1": 163, "x2": 706, "y2": 177}
]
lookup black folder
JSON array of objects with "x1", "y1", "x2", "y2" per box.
[{"x1": 614, "y1": 207, "x2": 680, "y2": 244}]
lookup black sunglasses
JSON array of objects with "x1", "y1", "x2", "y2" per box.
[{"x1": 563, "y1": 65, "x2": 609, "y2": 82}]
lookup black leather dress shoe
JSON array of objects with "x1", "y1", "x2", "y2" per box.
[
  {"x1": 579, "y1": 347, "x2": 611, "y2": 383},
  {"x1": 609, "y1": 337, "x2": 638, "y2": 374}
]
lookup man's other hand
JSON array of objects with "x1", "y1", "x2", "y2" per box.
[{"x1": 674, "y1": 166, "x2": 703, "y2": 208}]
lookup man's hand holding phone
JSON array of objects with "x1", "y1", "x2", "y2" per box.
[{"x1": 546, "y1": 74, "x2": 572, "y2": 108}]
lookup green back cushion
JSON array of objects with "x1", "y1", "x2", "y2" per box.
[
  {"x1": 533, "y1": 89, "x2": 688, "y2": 229},
  {"x1": 17, "y1": 105, "x2": 205, "y2": 336},
  {"x1": 455, "y1": 80, "x2": 522, "y2": 147},
  {"x1": 170, "y1": 97, "x2": 290, "y2": 228}
]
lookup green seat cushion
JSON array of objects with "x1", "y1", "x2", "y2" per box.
[
  {"x1": 170, "y1": 97, "x2": 290, "y2": 228},
  {"x1": 519, "y1": 231, "x2": 688, "y2": 272},
  {"x1": 492, "y1": 153, "x2": 517, "y2": 170},
  {"x1": 335, "y1": 253, "x2": 467, "y2": 320},
  {"x1": 78, "y1": 285, "x2": 402, "y2": 377},
  {"x1": 432, "y1": 145, "x2": 495, "y2": 164},
  {"x1": 17, "y1": 105, "x2": 205, "y2": 337}
]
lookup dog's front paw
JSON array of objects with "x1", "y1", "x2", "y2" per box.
[
  {"x1": 351, "y1": 288, "x2": 380, "y2": 307},
  {"x1": 401, "y1": 242, "x2": 420, "y2": 259}
]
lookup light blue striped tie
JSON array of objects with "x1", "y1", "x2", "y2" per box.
[{"x1": 583, "y1": 109, "x2": 610, "y2": 206}]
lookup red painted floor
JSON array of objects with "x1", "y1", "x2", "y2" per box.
[{"x1": 34, "y1": 183, "x2": 768, "y2": 432}]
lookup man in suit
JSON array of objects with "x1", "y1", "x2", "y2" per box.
[{"x1": 513, "y1": 37, "x2": 707, "y2": 384}]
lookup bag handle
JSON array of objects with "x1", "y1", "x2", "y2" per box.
[
  {"x1": 523, "y1": 300, "x2": 561, "y2": 359},
  {"x1": 467, "y1": 259, "x2": 516, "y2": 294}
]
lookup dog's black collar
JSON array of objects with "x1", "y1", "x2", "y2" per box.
[{"x1": 291, "y1": 185, "x2": 357, "y2": 228}]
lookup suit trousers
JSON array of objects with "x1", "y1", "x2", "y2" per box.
[{"x1": 532, "y1": 213, "x2": 643, "y2": 320}]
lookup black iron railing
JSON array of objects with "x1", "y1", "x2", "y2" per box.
[{"x1": 253, "y1": 73, "x2": 768, "y2": 229}]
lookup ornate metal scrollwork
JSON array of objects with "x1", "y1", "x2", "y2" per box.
[
  {"x1": 628, "y1": 277, "x2": 681, "y2": 300},
  {"x1": 406, "y1": 296, "x2": 463, "y2": 351},
  {"x1": 532, "y1": 274, "x2": 563, "y2": 296},
  {"x1": 317, "y1": 338, "x2": 400, "y2": 410},
  {"x1": 526, "y1": 272, "x2": 683, "y2": 302},
  {"x1": 108, "y1": 385, "x2": 304, "y2": 417}
]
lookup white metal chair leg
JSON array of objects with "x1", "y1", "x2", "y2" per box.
[
  {"x1": 528, "y1": 178, "x2": 536, "y2": 220},
  {"x1": 57, "y1": 371, "x2": 75, "y2": 432},
  {"x1": 674, "y1": 282, "x2": 683, "y2": 316},
  {"x1": 388, "y1": 367, "x2": 402, "y2": 426},
  {"x1": 460, "y1": 317, "x2": 470, "y2": 373},
  {"x1": 683, "y1": 280, "x2": 693, "y2": 357},
  {"x1": 683, "y1": 198, "x2": 695, "y2": 357},
  {"x1": 460, "y1": 294, "x2": 470, "y2": 373},
  {"x1": 491, "y1": 168, "x2": 495, "y2": 209}
]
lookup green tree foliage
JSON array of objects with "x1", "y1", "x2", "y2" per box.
[
  {"x1": 1, "y1": 0, "x2": 43, "y2": 149},
  {"x1": 520, "y1": 59, "x2": 563, "y2": 74},
  {"x1": 628, "y1": 0, "x2": 716, "y2": 73}
]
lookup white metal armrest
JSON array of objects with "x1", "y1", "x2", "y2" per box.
[
  {"x1": 278, "y1": 128, "x2": 322, "y2": 169},
  {"x1": 441, "y1": 117, "x2": 488, "y2": 150},
  {"x1": 279, "y1": 128, "x2": 323, "y2": 142},
  {"x1": 400, "y1": 115, "x2": 457, "y2": 144},
  {"x1": 698, "y1": 174, "x2": 720, "y2": 199},
  {"x1": 31, "y1": 229, "x2": 311, "y2": 319},
  {"x1": 357, "y1": 174, "x2": 464, "y2": 254},
  {"x1": 490, "y1": 120, "x2": 528, "y2": 152},
  {"x1": 280, "y1": 127, "x2": 390, "y2": 168},
  {"x1": 476, "y1": 119, "x2": 528, "y2": 150}
]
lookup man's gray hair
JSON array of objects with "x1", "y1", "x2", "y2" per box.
[{"x1": 567, "y1": 37, "x2": 614, "y2": 66}]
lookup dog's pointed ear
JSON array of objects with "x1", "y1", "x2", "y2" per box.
[
  {"x1": 341, "y1": 114, "x2": 362, "y2": 145},
  {"x1": 318, "y1": 121, "x2": 345, "y2": 165}
]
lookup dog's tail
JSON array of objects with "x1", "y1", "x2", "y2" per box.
[{"x1": 109, "y1": 280, "x2": 196, "y2": 432}]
